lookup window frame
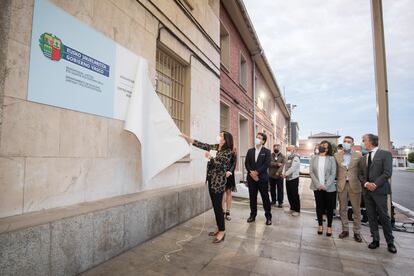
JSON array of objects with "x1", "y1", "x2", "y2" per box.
[
  {"x1": 220, "y1": 21, "x2": 230, "y2": 72},
  {"x1": 155, "y1": 45, "x2": 191, "y2": 162},
  {"x1": 220, "y1": 101, "x2": 231, "y2": 133},
  {"x1": 239, "y1": 51, "x2": 248, "y2": 90}
]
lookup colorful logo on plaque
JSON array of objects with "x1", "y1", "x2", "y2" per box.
[
  {"x1": 39, "y1": 32, "x2": 110, "y2": 77},
  {"x1": 39, "y1": 33, "x2": 64, "y2": 61}
]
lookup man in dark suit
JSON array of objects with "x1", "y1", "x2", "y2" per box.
[
  {"x1": 358, "y1": 134, "x2": 396, "y2": 253},
  {"x1": 245, "y1": 132, "x2": 272, "y2": 225}
]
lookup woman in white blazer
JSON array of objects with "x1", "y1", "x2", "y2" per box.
[{"x1": 310, "y1": 140, "x2": 337, "y2": 236}]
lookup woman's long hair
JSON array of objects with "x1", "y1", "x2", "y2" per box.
[
  {"x1": 320, "y1": 140, "x2": 333, "y2": 156},
  {"x1": 220, "y1": 131, "x2": 234, "y2": 152}
]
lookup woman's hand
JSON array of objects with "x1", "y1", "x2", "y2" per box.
[
  {"x1": 179, "y1": 133, "x2": 194, "y2": 144},
  {"x1": 226, "y1": 171, "x2": 232, "y2": 178},
  {"x1": 204, "y1": 151, "x2": 212, "y2": 159},
  {"x1": 319, "y1": 184, "x2": 327, "y2": 191}
]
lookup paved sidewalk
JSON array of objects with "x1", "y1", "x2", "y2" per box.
[{"x1": 82, "y1": 179, "x2": 414, "y2": 275}]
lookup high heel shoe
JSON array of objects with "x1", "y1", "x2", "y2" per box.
[
  {"x1": 225, "y1": 210, "x2": 231, "y2": 221},
  {"x1": 326, "y1": 228, "x2": 332, "y2": 237},
  {"x1": 212, "y1": 233, "x2": 226, "y2": 243},
  {"x1": 317, "y1": 226, "x2": 323, "y2": 235}
]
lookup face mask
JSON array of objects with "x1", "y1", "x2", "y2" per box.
[
  {"x1": 343, "y1": 143, "x2": 351, "y2": 151},
  {"x1": 361, "y1": 144, "x2": 368, "y2": 155},
  {"x1": 318, "y1": 146, "x2": 326, "y2": 153},
  {"x1": 274, "y1": 149, "x2": 279, "y2": 153},
  {"x1": 255, "y1": 138, "x2": 262, "y2": 146},
  {"x1": 216, "y1": 136, "x2": 222, "y2": 144}
]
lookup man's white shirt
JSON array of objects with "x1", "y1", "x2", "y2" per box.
[
  {"x1": 364, "y1": 147, "x2": 379, "y2": 187},
  {"x1": 255, "y1": 145, "x2": 262, "y2": 162}
]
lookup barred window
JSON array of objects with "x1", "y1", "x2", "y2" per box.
[
  {"x1": 220, "y1": 22, "x2": 230, "y2": 69},
  {"x1": 156, "y1": 48, "x2": 187, "y2": 132},
  {"x1": 239, "y1": 53, "x2": 247, "y2": 89},
  {"x1": 220, "y1": 102, "x2": 230, "y2": 132}
]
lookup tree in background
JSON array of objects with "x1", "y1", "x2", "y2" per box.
[{"x1": 408, "y1": 152, "x2": 414, "y2": 163}]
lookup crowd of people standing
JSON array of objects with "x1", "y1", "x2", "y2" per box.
[{"x1": 180, "y1": 132, "x2": 396, "y2": 254}]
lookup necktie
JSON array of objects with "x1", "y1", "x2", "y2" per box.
[{"x1": 367, "y1": 151, "x2": 372, "y2": 181}]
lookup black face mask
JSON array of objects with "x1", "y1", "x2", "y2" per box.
[
  {"x1": 318, "y1": 146, "x2": 326, "y2": 153},
  {"x1": 274, "y1": 149, "x2": 279, "y2": 153}
]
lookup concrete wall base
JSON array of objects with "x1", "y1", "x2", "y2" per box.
[{"x1": 0, "y1": 183, "x2": 211, "y2": 276}]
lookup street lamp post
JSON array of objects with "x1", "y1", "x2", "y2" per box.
[
  {"x1": 371, "y1": 0, "x2": 391, "y2": 150},
  {"x1": 370, "y1": 0, "x2": 393, "y2": 220}
]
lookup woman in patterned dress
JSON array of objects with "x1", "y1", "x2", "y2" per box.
[{"x1": 180, "y1": 131, "x2": 234, "y2": 243}]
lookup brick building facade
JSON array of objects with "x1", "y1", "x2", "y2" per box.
[{"x1": 219, "y1": 0, "x2": 290, "y2": 177}]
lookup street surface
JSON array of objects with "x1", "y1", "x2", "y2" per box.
[{"x1": 392, "y1": 169, "x2": 414, "y2": 211}]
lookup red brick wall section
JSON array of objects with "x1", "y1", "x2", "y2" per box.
[
  {"x1": 220, "y1": 3, "x2": 253, "y2": 98},
  {"x1": 220, "y1": 2, "x2": 255, "y2": 152}
]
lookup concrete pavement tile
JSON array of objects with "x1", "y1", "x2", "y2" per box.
[
  {"x1": 260, "y1": 244, "x2": 300, "y2": 264},
  {"x1": 300, "y1": 235, "x2": 336, "y2": 250},
  {"x1": 300, "y1": 246, "x2": 339, "y2": 258},
  {"x1": 208, "y1": 253, "x2": 258, "y2": 272},
  {"x1": 395, "y1": 235, "x2": 414, "y2": 249},
  {"x1": 252, "y1": 257, "x2": 299, "y2": 276},
  {"x1": 153, "y1": 244, "x2": 217, "y2": 272},
  {"x1": 374, "y1": 246, "x2": 414, "y2": 262},
  {"x1": 81, "y1": 255, "x2": 141, "y2": 276},
  {"x1": 225, "y1": 236, "x2": 265, "y2": 256},
  {"x1": 131, "y1": 236, "x2": 182, "y2": 255},
  {"x1": 261, "y1": 228, "x2": 302, "y2": 246},
  {"x1": 341, "y1": 259, "x2": 388, "y2": 275},
  {"x1": 336, "y1": 248, "x2": 380, "y2": 264},
  {"x1": 157, "y1": 225, "x2": 207, "y2": 241},
  {"x1": 143, "y1": 260, "x2": 199, "y2": 276},
  {"x1": 382, "y1": 259, "x2": 414, "y2": 276},
  {"x1": 299, "y1": 252, "x2": 343, "y2": 272},
  {"x1": 199, "y1": 263, "x2": 251, "y2": 276},
  {"x1": 298, "y1": 265, "x2": 345, "y2": 276}
]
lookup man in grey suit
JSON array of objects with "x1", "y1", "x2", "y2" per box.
[{"x1": 358, "y1": 134, "x2": 396, "y2": 253}]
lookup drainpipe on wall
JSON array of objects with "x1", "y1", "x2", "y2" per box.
[
  {"x1": 251, "y1": 49, "x2": 262, "y2": 144},
  {"x1": 252, "y1": 60, "x2": 256, "y2": 144}
]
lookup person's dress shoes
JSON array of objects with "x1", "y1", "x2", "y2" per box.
[
  {"x1": 388, "y1": 243, "x2": 397, "y2": 254},
  {"x1": 338, "y1": 231, "x2": 349, "y2": 239},
  {"x1": 265, "y1": 219, "x2": 272, "y2": 225},
  {"x1": 247, "y1": 217, "x2": 255, "y2": 223},
  {"x1": 317, "y1": 227, "x2": 323, "y2": 235},
  {"x1": 354, "y1": 233, "x2": 362, "y2": 243},
  {"x1": 326, "y1": 228, "x2": 332, "y2": 237},
  {"x1": 212, "y1": 234, "x2": 225, "y2": 244},
  {"x1": 277, "y1": 204, "x2": 283, "y2": 208},
  {"x1": 368, "y1": 241, "x2": 380, "y2": 249}
]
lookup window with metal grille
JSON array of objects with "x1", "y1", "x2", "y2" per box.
[
  {"x1": 156, "y1": 49, "x2": 187, "y2": 132},
  {"x1": 220, "y1": 102, "x2": 230, "y2": 132},
  {"x1": 220, "y1": 22, "x2": 230, "y2": 70},
  {"x1": 240, "y1": 53, "x2": 247, "y2": 89}
]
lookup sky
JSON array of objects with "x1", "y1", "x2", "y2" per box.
[{"x1": 244, "y1": 0, "x2": 413, "y2": 147}]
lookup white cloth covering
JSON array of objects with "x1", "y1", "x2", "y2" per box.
[{"x1": 124, "y1": 58, "x2": 190, "y2": 185}]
